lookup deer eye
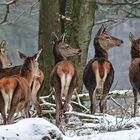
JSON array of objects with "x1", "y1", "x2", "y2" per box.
[
  {"x1": 105, "y1": 36, "x2": 110, "y2": 39},
  {"x1": 65, "y1": 45, "x2": 69, "y2": 48}
]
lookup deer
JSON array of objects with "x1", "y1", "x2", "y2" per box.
[
  {"x1": 0, "y1": 44, "x2": 44, "y2": 117},
  {"x1": 0, "y1": 40, "x2": 12, "y2": 69},
  {"x1": 129, "y1": 32, "x2": 140, "y2": 117},
  {"x1": 83, "y1": 24, "x2": 123, "y2": 114},
  {"x1": 0, "y1": 49, "x2": 42, "y2": 124},
  {"x1": 50, "y1": 32, "x2": 81, "y2": 128}
]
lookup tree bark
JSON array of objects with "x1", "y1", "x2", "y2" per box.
[
  {"x1": 38, "y1": 0, "x2": 96, "y2": 95},
  {"x1": 65, "y1": 0, "x2": 96, "y2": 91},
  {"x1": 38, "y1": 0, "x2": 61, "y2": 95}
]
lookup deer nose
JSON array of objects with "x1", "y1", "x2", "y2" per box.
[
  {"x1": 78, "y1": 49, "x2": 82, "y2": 55},
  {"x1": 121, "y1": 40, "x2": 124, "y2": 44},
  {"x1": 9, "y1": 62, "x2": 12, "y2": 66},
  {"x1": 78, "y1": 49, "x2": 82, "y2": 53}
]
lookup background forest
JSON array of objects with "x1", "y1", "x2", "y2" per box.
[{"x1": 0, "y1": 0, "x2": 140, "y2": 140}]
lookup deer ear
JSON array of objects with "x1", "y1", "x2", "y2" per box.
[
  {"x1": 33, "y1": 49, "x2": 42, "y2": 61},
  {"x1": 96, "y1": 24, "x2": 105, "y2": 36},
  {"x1": 0, "y1": 40, "x2": 6, "y2": 48},
  {"x1": 51, "y1": 32, "x2": 58, "y2": 44},
  {"x1": 18, "y1": 50, "x2": 27, "y2": 60},
  {"x1": 60, "y1": 32, "x2": 66, "y2": 43},
  {"x1": 102, "y1": 24, "x2": 108, "y2": 33},
  {"x1": 129, "y1": 32, "x2": 135, "y2": 42}
]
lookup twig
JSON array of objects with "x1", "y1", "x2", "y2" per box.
[
  {"x1": 71, "y1": 100, "x2": 89, "y2": 112},
  {"x1": 12, "y1": 0, "x2": 40, "y2": 23},
  {"x1": 109, "y1": 96, "x2": 131, "y2": 115},
  {"x1": 29, "y1": 0, "x2": 40, "y2": 14},
  {"x1": 0, "y1": 0, "x2": 18, "y2": 5},
  {"x1": 0, "y1": 0, "x2": 18, "y2": 24}
]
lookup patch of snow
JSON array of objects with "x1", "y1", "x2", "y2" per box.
[
  {"x1": 0, "y1": 118, "x2": 63, "y2": 140},
  {"x1": 0, "y1": 116, "x2": 140, "y2": 140}
]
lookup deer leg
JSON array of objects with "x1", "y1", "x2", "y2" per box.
[
  {"x1": 31, "y1": 80, "x2": 42, "y2": 117},
  {"x1": 63, "y1": 87, "x2": 74, "y2": 124},
  {"x1": 7, "y1": 103, "x2": 17, "y2": 124},
  {"x1": 54, "y1": 89, "x2": 62, "y2": 128},
  {"x1": 1, "y1": 111, "x2": 6, "y2": 125},
  {"x1": 133, "y1": 88, "x2": 138, "y2": 117},
  {"x1": 22, "y1": 103, "x2": 30, "y2": 118},
  {"x1": 31, "y1": 95, "x2": 42, "y2": 117},
  {"x1": 99, "y1": 93, "x2": 108, "y2": 113},
  {"x1": 56, "y1": 101, "x2": 62, "y2": 128},
  {"x1": 90, "y1": 89, "x2": 96, "y2": 114},
  {"x1": 0, "y1": 94, "x2": 6, "y2": 124},
  {"x1": 37, "y1": 96, "x2": 42, "y2": 117}
]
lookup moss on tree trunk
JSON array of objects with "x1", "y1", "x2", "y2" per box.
[
  {"x1": 38, "y1": 0, "x2": 96, "y2": 95},
  {"x1": 65, "y1": 0, "x2": 96, "y2": 91},
  {"x1": 38, "y1": 0, "x2": 61, "y2": 95}
]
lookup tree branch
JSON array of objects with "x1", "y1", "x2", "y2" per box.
[{"x1": 0, "y1": 0, "x2": 18, "y2": 24}]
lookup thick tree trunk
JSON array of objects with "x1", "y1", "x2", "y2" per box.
[
  {"x1": 65, "y1": 0, "x2": 96, "y2": 91},
  {"x1": 38, "y1": 0, "x2": 61, "y2": 95},
  {"x1": 38, "y1": 0, "x2": 96, "y2": 95}
]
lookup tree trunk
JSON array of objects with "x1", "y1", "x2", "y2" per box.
[
  {"x1": 38, "y1": 0, "x2": 96, "y2": 95},
  {"x1": 65, "y1": 0, "x2": 96, "y2": 91},
  {"x1": 38, "y1": 0, "x2": 61, "y2": 95}
]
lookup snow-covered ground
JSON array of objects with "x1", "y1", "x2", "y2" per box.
[
  {"x1": 0, "y1": 90, "x2": 140, "y2": 140},
  {"x1": 0, "y1": 114, "x2": 140, "y2": 140}
]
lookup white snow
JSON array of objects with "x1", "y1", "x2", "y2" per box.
[
  {"x1": 0, "y1": 90, "x2": 140, "y2": 140},
  {"x1": 0, "y1": 115, "x2": 140, "y2": 140}
]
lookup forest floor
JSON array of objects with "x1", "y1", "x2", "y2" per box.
[{"x1": 0, "y1": 90, "x2": 140, "y2": 140}]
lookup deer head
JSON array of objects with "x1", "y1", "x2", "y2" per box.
[
  {"x1": 129, "y1": 32, "x2": 140, "y2": 60},
  {"x1": 94, "y1": 24, "x2": 123, "y2": 50},
  {"x1": 18, "y1": 49, "x2": 42, "y2": 77},
  {"x1": 0, "y1": 40, "x2": 12, "y2": 68},
  {"x1": 129, "y1": 32, "x2": 140, "y2": 51},
  {"x1": 51, "y1": 32, "x2": 81, "y2": 63}
]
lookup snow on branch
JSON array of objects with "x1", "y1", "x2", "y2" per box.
[
  {"x1": 65, "y1": 111, "x2": 140, "y2": 131},
  {"x1": 124, "y1": 0, "x2": 140, "y2": 4},
  {"x1": 0, "y1": 0, "x2": 18, "y2": 5}
]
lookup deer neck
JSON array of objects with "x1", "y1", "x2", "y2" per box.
[
  {"x1": 131, "y1": 47, "x2": 140, "y2": 61},
  {"x1": 54, "y1": 54, "x2": 66, "y2": 64},
  {"x1": 53, "y1": 46, "x2": 66, "y2": 64},
  {"x1": 94, "y1": 42, "x2": 108, "y2": 59},
  {"x1": 20, "y1": 67, "x2": 34, "y2": 87}
]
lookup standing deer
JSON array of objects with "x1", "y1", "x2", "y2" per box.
[
  {"x1": 0, "y1": 46, "x2": 44, "y2": 117},
  {"x1": 83, "y1": 25, "x2": 123, "y2": 114},
  {"x1": 50, "y1": 33, "x2": 81, "y2": 128},
  {"x1": 0, "y1": 49, "x2": 42, "y2": 124},
  {"x1": 129, "y1": 32, "x2": 140, "y2": 117},
  {"x1": 0, "y1": 40, "x2": 12, "y2": 68}
]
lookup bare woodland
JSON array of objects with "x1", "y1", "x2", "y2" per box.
[{"x1": 0, "y1": 0, "x2": 140, "y2": 138}]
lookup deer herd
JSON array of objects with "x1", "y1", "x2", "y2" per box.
[{"x1": 0, "y1": 24, "x2": 139, "y2": 129}]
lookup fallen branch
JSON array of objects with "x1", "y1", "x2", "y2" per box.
[{"x1": 72, "y1": 90, "x2": 133, "y2": 101}]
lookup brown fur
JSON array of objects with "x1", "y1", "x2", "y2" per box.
[
  {"x1": 83, "y1": 25, "x2": 123, "y2": 114},
  {"x1": 0, "y1": 48, "x2": 44, "y2": 117},
  {"x1": 0, "y1": 50, "x2": 41, "y2": 124},
  {"x1": 50, "y1": 32, "x2": 81, "y2": 128},
  {"x1": 129, "y1": 32, "x2": 140, "y2": 116},
  {"x1": 0, "y1": 76, "x2": 31, "y2": 124}
]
